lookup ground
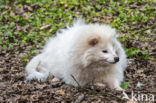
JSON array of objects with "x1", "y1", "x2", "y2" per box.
[{"x1": 0, "y1": 0, "x2": 156, "y2": 103}]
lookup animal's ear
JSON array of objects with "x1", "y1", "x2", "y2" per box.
[{"x1": 89, "y1": 38, "x2": 99, "y2": 46}]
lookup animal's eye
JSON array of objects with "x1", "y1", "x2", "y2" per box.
[{"x1": 102, "y1": 50, "x2": 108, "y2": 53}]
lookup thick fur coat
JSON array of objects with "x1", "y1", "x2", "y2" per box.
[{"x1": 25, "y1": 19, "x2": 127, "y2": 90}]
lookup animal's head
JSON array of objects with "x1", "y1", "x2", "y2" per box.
[{"x1": 74, "y1": 24, "x2": 121, "y2": 68}]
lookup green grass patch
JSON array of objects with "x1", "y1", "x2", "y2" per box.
[
  {"x1": 121, "y1": 82, "x2": 129, "y2": 90},
  {"x1": 0, "y1": 0, "x2": 155, "y2": 60}
]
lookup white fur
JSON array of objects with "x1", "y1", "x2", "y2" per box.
[{"x1": 25, "y1": 19, "x2": 127, "y2": 90}]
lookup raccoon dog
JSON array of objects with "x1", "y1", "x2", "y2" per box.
[{"x1": 25, "y1": 19, "x2": 127, "y2": 90}]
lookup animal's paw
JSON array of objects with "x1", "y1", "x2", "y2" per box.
[
  {"x1": 52, "y1": 77, "x2": 60, "y2": 82},
  {"x1": 25, "y1": 72, "x2": 47, "y2": 82},
  {"x1": 94, "y1": 83, "x2": 106, "y2": 87},
  {"x1": 115, "y1": 86, "x2": 125, "y2": 91}
]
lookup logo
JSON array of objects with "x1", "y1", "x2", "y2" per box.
[{"x1": 122, "y1": 91, "x2": 155, "y2": 102}]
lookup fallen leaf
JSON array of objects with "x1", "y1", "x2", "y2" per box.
[{"x1": 56, "y1": 89, "x2": 65, "y2": 95}]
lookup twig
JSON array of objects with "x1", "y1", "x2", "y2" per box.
[
  {"x1": 71, "y1": 74, "x2": 82, "y2": 88},
  {"x1": 132, "y1": 24, "x2": 156, "y2": 34},
  {"x1": 88, "y1": 87, "x2": 122, "y2": 100},
  {"x1": 101, "y1": 91, "x2": 122, "y2": 101}
]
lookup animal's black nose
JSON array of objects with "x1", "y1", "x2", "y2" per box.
[{"x1": 114, "y1": 57, "x2": 119, "y2": 62}]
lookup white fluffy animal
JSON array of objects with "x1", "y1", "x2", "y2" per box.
[{"x1": 25, "y1": 19, "x2": 127, "y2": 90}]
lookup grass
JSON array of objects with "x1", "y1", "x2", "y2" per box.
[
  {"x1": 1, "y1": 0, "x2": 155, "y2": 56},
  {"x1": 0, "y1": 0, "x2": 155, "y2": 88}
]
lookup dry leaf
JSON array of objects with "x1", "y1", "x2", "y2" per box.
[{"x1": 56, "y1": 89, "x2": 65, "y2": 95}]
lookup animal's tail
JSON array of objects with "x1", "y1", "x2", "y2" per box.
[{"x1": 25, "y1": 54, "x2": 49, "y2": 81}]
